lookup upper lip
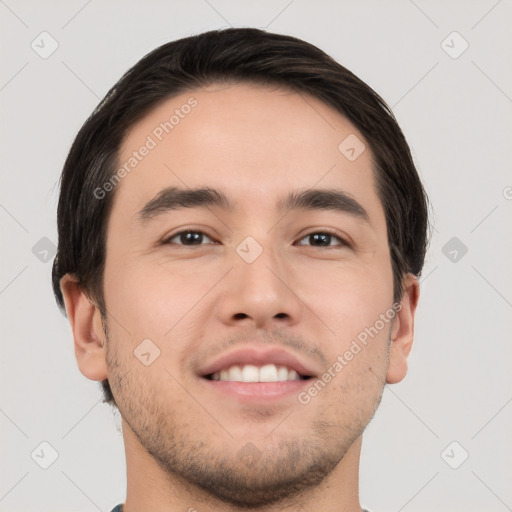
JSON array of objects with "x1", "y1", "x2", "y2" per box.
[{"x1": 198, "y1": 346, "x2": 319, "y2": 378}]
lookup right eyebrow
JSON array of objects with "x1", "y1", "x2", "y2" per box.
[{"x1": 138, "y1": 186, "x2": 234, "y2": 223}]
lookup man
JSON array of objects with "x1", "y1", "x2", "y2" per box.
[{"x1": 53, "y1": 28, "x2": 428, "y2": 512}]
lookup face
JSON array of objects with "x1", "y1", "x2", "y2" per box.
[{"x1": 102, "y1": 82, "x2": 399, "y2": 506}]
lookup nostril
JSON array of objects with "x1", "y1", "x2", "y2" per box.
[{"x1": 233, "y1": 313, "x2": 248, "y2": 320}]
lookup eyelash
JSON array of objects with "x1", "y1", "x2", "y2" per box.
[{"x1": 163, "y1": 229, "x2": 350, "y2": 248}]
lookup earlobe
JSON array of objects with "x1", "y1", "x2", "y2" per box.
[
  {"x1": 60, "y1": 274, "x2": 108, "y2": 381},
  {"x1": 386, "y1": 274, "x2": 420, "y2": 384}
]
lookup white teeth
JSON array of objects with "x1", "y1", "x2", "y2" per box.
[
  {"x1": 259, "y1": 364, "x2": 277, "y2": 382},
  {"x1": 228, "y1": 366, "x2": 242, "y2": 381},
  {"x1": 277, "y1": 366, "x2": 289, "y2": 382},
  {"x1": 241, "y1": 365, "x2": 259, "y2": 382},
  {"x1": 211, "y1": 364, "x2": 302, "y2": 382},
  {"x1": 288, "y1": 369, "x2": 299, "y2": 380}
]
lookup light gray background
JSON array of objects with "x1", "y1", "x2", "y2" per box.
[{"x1": 1, "y1": 1, "x2": 511, "y2": 511}]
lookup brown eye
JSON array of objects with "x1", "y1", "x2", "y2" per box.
[
  {"x1": 165, "y1": 230, "x2": 215, "y2": 246},
  {"x1": 296, "y1": 231, "x2": 348, "y2": 247}
]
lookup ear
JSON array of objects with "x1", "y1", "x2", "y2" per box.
[
  {"x1": 386, "y1": 273, "x2": 420, "y2": 384},
  {"x1": 60, "y1": 274, "x2": 108, "y2": 381}
]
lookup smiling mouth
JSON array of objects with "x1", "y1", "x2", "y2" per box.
[{"x1": 204, "y1": 363, "x2": 313, "y2": 383}]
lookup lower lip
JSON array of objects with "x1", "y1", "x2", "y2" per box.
[{"x1": 200, "y1": 378, "x2": 311, "y2": 402}]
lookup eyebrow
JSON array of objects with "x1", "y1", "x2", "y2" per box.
[
  {"x1": 278, "y1": 188, "x2": 369, "y2": 222},
  {"x1": 138, "y1": 186, "x2": 370, "y2": 224}
]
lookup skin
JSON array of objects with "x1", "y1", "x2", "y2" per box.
[{"x1": 61, "y1": 82, "x2": 419, "y2": 512}]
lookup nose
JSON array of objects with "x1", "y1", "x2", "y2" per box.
[{"x1": 216, "y1": 240, "x2": 304, "y2": 330}]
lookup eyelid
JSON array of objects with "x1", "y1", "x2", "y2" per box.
[
  {"x1": 162, "y1": 229, "x2": 218, "y2": 245},
  {"x1": 296, "y1": 229, "x2": 351, "y2": 247}
]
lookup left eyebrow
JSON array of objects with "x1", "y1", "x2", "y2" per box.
[{"x1": 277, "y1": 188, "x2": 370, "y2": 224}]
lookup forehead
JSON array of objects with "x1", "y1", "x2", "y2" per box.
[{"x1": 113, "y1": 82, "x2": 382, "y2": 224}]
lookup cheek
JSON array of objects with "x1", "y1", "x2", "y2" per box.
[
  {"x1": 303, "y1": 257, "x2": 394, "y2": 340},
  {"x1": 302, "y1": 254, "x2": 394, "y2": 397},
  {"x1": 103, "y1": 253, "x2": 219, "y2": 340}
]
